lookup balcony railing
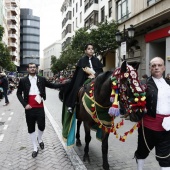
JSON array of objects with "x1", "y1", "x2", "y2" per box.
[
  {"x1": 9, "y1": 34, "x2": 18, "y2": 39},
  {"x1": 9, "y1": 24, "x2": 17, "y2": 30},
  {"x1": 9, "y1": 42, "x2": 17, "y2": 48},
  {"x1": 10, "y1": 51, "x2": 17, "y2": 57}
]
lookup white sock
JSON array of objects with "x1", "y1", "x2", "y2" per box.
[
  {"x1": 30, "y1": 132, "x2": 37, "y2": 151},
  {"x1": 160, "y1": 167, "x2": 170, "y2": 170},
  {"x1": 137, "y1": 159, "x2": 145, "y2": 170},
  {"x1": 37, "y1": 129, "x2": 43, "y2": 143}
]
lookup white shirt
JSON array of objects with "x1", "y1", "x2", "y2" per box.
[
  {"x1": 89, "y1": 57, "x2": 95, "y2": 73},
  {"x1": 28, "y1": 75, "x2": 40, "y2": 95},
  {"x1": 152, "y1": 76, "x2": 170, "y2": 115}
]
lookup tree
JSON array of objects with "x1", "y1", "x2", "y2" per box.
[
  {"x1": 0, "y1": 25, "x2": 16, "y2": 71},
  {"x1": 50, "y1": 20, "x2": 118, "y2": 72},
  {"x1": 50, "y1": 55, "x2": 67, "y2": 74},
  {"x1": 89, "y1": 20, "x2": 118, "y2": 57},
  {"x1": 71, "y1": 27, "x2": 90, "y2": 52}
]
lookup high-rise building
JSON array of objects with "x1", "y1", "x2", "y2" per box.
[
  {"x1": 6, "y1": 0, "x2": 20, "y2": 66},
  {"x1": 19, "y1": 8, "x2": 40, "y2": 73}
]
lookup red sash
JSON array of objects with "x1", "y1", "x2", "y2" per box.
[
  {"x1": 143, "y1": 114, "x2": 170, "y2": 131},
  {"x1": 28, "y1": 95, "x2": 43, "y2": 108}
]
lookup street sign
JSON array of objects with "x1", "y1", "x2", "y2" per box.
[{"x1": 121, "y1": 41, "x2": 126, "y2": 56}]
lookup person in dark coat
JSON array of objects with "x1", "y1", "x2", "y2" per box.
[
  {"x1": 0, "y1": 72, "x2": 9, "y2": 106},
  {"x1": 64, "y1": 43, "x2": 103, "y2": 113},
  {"x1": 17, "y1": 63, "x2": 64, "y2": 158},
  {"x1": 135, "y1": 57, "x2": 170, "y2": 170}
]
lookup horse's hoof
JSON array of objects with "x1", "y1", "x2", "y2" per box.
[
  {"x1": 103, "y1": 164, "x2": 110, "y2": 170},
  {"x1": 76, "y1": 139, "x2": 82, "y2": 147},
  {"x1": 83, "y1": 154, "x2": 90, "y2": 163}
]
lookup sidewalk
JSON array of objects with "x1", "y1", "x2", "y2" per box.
[{"x1": 0, "y1": 90, "x2": 74, "y2": 170}]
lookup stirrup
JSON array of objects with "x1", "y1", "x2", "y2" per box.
[{"x1": 68, "y1": 107, "x2": 73, "y2": 114}]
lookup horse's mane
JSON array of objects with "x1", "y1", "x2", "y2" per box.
[{"x1": 94, "y1": 71, "x2": 113, "y2": 94}]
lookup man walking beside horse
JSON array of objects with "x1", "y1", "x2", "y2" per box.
[{"x1": 135, "y1": 57, "x2": 170, "y2": 170}]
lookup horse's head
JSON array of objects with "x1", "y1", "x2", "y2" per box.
[{"x1": 110, "y1": 61, "x2": 147, "y2": 122}]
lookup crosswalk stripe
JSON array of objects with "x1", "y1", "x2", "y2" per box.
[
  {"x1": 2, "y1": 113, "x2": 5, "y2": 116},
  {"x1": 0, "y1": 134, "x2": 4, "y2": 142},
  {"x1": 10, "y1": 112, "x2": 14, "y2": 115},
  {"x1": 0, "y1": 117, "x2": 2, "y2": 121},
  {"x1": 3, "y1": 125, "x2": 8, "y2": 130},
  {"x1": 8, "y1": 117, "x2": 11, "y2": 121}
]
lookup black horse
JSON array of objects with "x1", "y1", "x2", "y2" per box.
[{"x1": 75, "y1": 61, "x2": 147, "y2": 170}]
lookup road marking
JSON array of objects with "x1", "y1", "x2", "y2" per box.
[
  {"x1": 0, "y1": 118, "x2": 2, "y2": 121},
  {"x1": 44, "y1": 105, "x2": 87, "y2": 170},
  {"x1": 0, "y1": 134, "x2": 4, "y2": 142},
  {"x1": 8, "y1": 117, "x2": 11, "y2": 121},
  {"x1": 3, "y1": 125, "x2": 8, "y2": 130},
  {"x1": 10, "y1": 112, "x2": 14, "y2": 115},
  {"x1": 2, "y1": 113, "x2": 5, "y2": 116}
]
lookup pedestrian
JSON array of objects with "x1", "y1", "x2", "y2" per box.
[
  {"x1": 16, "y1": 63, "x2": 64, "y2": 158},
  {"x1": 134, "y1": 57, "x2": 170, "y2": 170},
  {"x1": 165, "y1": 73, "x2": 170, "y2": 80},
  {"x1": 140, "y1": 74, "x2": 148, "y2": 85},
  {"x1": 64, "y1": 43, "x2": 103, "y2": 113},
  {"x1": 0, "y1": 72, "x2": 9, "y2": 106}
]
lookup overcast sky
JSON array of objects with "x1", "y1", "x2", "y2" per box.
[{"x1": 20, "y1": 0, "x2": 63, "y2": 56}]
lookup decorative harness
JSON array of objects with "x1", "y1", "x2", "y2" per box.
[{"x1": 82, "y1": 65, "x2": 147, "y2": 142}]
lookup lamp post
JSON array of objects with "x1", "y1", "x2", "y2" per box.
[{"x1": 115, "y1": 25, "x2": 135, "y2": 61}]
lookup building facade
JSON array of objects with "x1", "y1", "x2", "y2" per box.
[
  {"x1": 43, "y1": 41, "x2": 62, "y2": 77},
  {"x1": 19, "y1": 8, "x2": 40, "y2": 73},
  {"x1": 0, "y1": 0, "x2": 8, "y2": 45},
  {"x1": 61, "y1": 0, "x2": 170, "y2": 77},
  {"x1": 6, "y1": 0, "x2": 20, "y2": 66},
  {"x1": 115, "y1": 0, "x2": 170, "y2": 77}
]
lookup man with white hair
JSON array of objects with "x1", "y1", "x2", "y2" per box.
[
  {"x1": 135, "y1": 57, "x2": 170, "y2": 170},
  {"x1": 0, "y1": 72, "x2": 9, "y2": 106}
]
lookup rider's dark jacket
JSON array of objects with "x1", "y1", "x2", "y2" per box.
[
  {"x1": 64, "y1": 55, "x2": 103, "y2": 108},
  {"x1": 146, "y1": 76, "x2": 170, "y2": 118}
]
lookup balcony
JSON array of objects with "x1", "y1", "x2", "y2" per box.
[
  {"x1": 84, "y1": 4, "x2": 99, "y2": 20},
  {"x1": 9, "y1": 42, "x2": 17, "y2": 48},
  {"x1": 9, "y1": 24, "x2": 17, "y2": 30},
  {"x1": 10, "y1": 51, "x2": 17, "y2": 57},
  {"x1": 9, "y1": 34, "x2": 17, "y2": 39},
  {"x1": 7, "y1": 6, "x2": 18, "y2": 14},
  {"x1": 7, "y1": 15, "x2": 17, "y2": 22},
  {"x1": 6, "y1": 0, "x2": 19, "y2": 4}
]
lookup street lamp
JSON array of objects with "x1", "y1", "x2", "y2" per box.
[{"x1": 115, "y1": 25, "x2": 135, "y2": 60}]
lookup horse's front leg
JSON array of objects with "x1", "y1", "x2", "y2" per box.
[
  {"x1": 83, "y1": 121, "x2": 91, "y2": 163},
  {"x1": 102, "y1": 132, "x2": 110, "y2": 170},
  {"x1": 76, "y1": 120, "x2": 82, "y2": 146}
]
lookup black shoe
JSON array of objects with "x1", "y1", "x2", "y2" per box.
[
  {"x1": 37, "y1": 138, "x2": 44, "y2": 150},
  {"x1": 39, "y1": 142, "x2": 44, "y2": 150},
  {"x1": 32, "y1": 148, "x2": 39, "y2": 158}
]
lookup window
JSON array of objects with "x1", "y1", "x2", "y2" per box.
[
  {"x1": 76, "y1": 3, "x2": 78, "y2": 12},
  {"x1": 147, "y1": 0, "x2": 158, "y2": 6},
  {"x1": 76, "y1": 18, "x2": 78, "y2": 27},
  {"x1": 89, "y1": 0, "x2": 93, "y2": 7},
  {"x1": 80, "y1": 0, "x2": 82, "y2": 6},
  {"x1": 101, "y1": 6, "x2": 105, "y2": 22},
  {"x1": 117, "y1": 0, "x2": 131, "y2": 23},
  {"x1": 108, "y1": 0, "x2": 112, "y2": 18},
  {"x1": 73, "y1": 22, "x2": 74, "y2": 31},
  {"x1": 73, "y1": 8, "x2": 74, "y2": 17},
  {"x1": 80, "y1": 12, "x2": 82, "y2": 23}
]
